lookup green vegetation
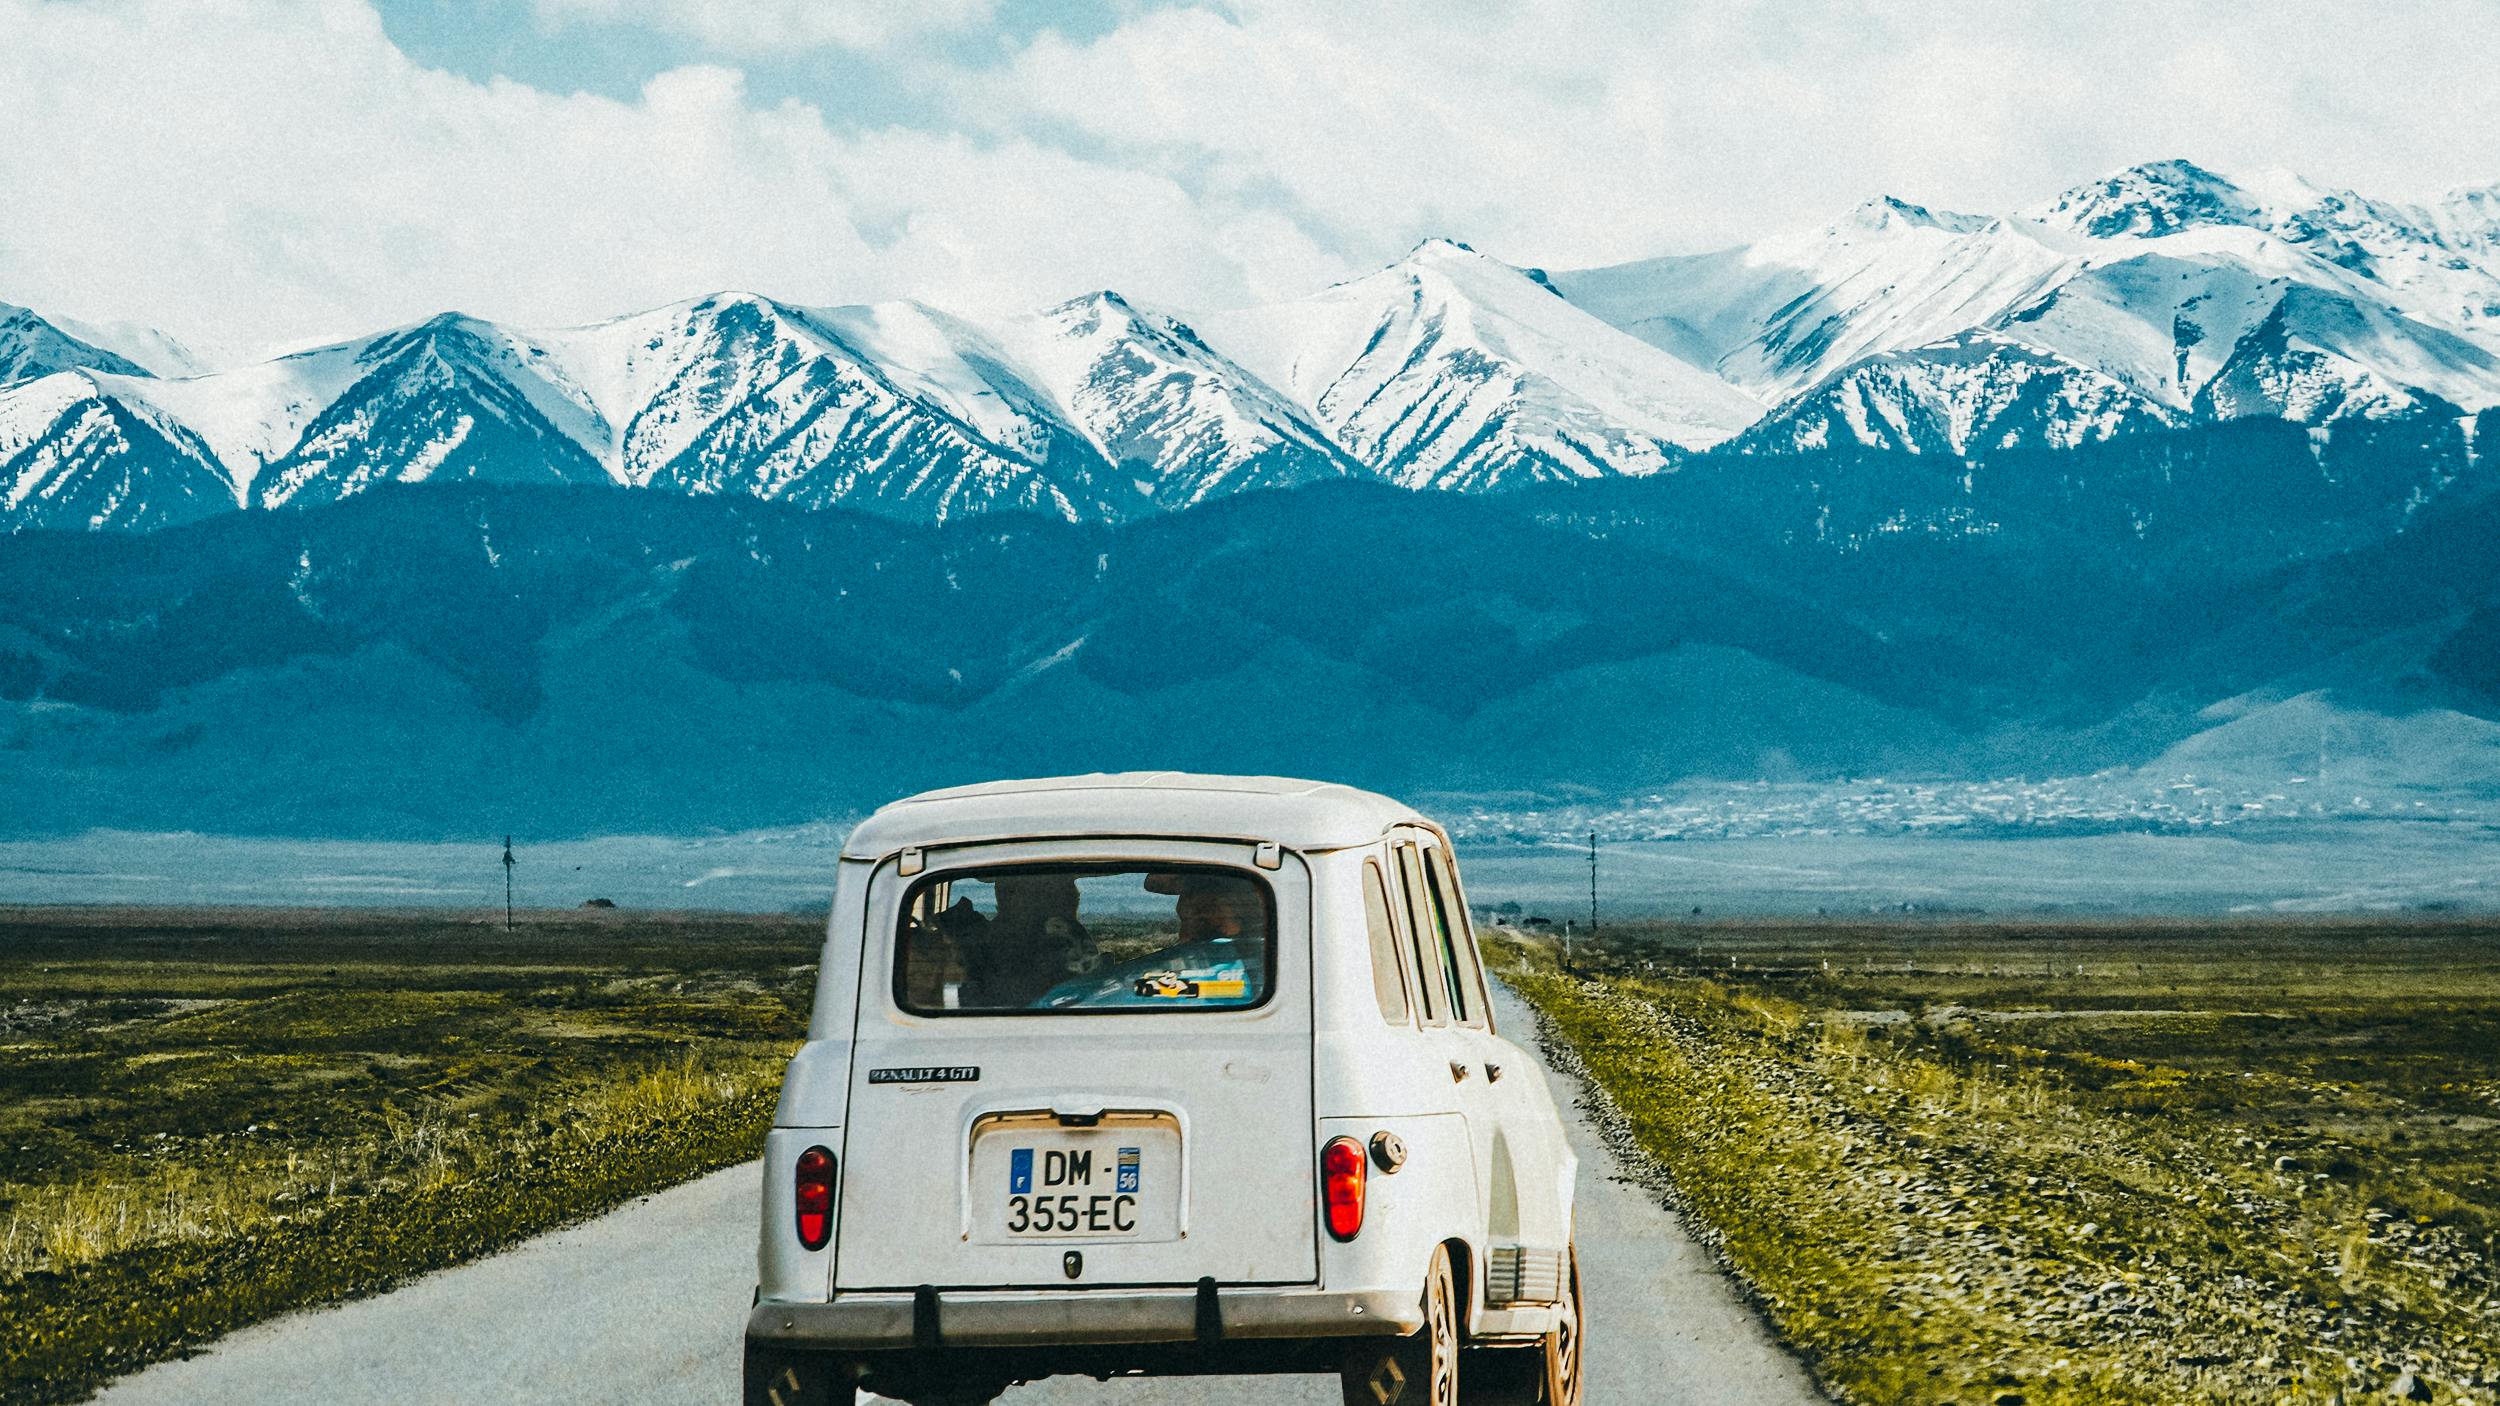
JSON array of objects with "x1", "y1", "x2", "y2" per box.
[
  {"x1": 0, "y1": 906, "x2": 820, "y2": 1405},
  {"x1": 1490, "y1": 918, "x2": 2500, "y2": 1406}
]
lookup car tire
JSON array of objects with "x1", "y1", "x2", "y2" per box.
[
  {"x1": 1342, "y1": 1244, "x2": 1460, "y2": 1406},
  {"x1": 742, "y1": 1343, "x2": 857, "y2": 1406},
  {"x1": 1542, "y1": 1242, "x2": 1584, "y2": 1406}
]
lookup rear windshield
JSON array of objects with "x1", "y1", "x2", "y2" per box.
[{"x1": 895, "y1": 864, "x2": 1275, "y2": 1016}]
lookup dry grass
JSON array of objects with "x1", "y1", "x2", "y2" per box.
[
  {"x1": 0, "y1": 906, "x2": 819, "y2": 1405},
  {"x1": 1493, "y1": 916, "x2": 2500, "y2": 1406}
]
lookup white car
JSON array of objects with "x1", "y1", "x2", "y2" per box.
[{"x1": 746, "y1": 773, "x2": 1583, "y2": 1406}]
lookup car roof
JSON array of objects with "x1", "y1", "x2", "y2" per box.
[{"x1": 840, "y1": 772, "x2": 1434, "y2": 860}]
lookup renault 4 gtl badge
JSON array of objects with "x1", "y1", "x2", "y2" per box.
[{"x1": 868, "y1": 1066, "x2": 981, "y2": 1084}]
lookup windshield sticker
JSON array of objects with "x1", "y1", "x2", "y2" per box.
[{"x1": 1132, "y1": 963, "x2": 1251, "y2": 1000}]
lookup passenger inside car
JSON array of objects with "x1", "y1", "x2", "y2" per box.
[{"x1": 895, "y1": 866, "x2": 1272, "y2": 1014}]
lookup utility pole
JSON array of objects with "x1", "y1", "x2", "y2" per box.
[
  {"x1": 1588, "y1": 831, "x2": 1599, "y2": 943},
  {"x1": 502, "y1": 835, "x2": 516, "y2": 931}
]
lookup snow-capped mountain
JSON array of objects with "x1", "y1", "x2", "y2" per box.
[
  {"x1": 1560, "y1": 160, "x2": 2500, "y2": 455},
  {"x1": 538, "y1": 292, "x2": 1135, "y2": 523},
  {"x1": 1731, "y1": 331, "x2": 2175, "y2": 457},
  {"x1": 253, "y1": 314, "x2": 610, "y2": 508},
  {"x1": 995, "y1": 291, "x2": 1362, "y2": 508},
  {"x1": 1193, "y1": 239, "x2": 1762, "y2": 490},
  {"x1": 10, "y1": 157, "x2": 2500, "y2": 531},
  {"x1": 1552, "y1": 198, "x2": 2076, "y2": 407},
  {"x1": 1, "y1": 304, "x2": 153, "y2": 385},
  {"x1": 0, "y1": 371, "x2": 231, "y2": 530}
]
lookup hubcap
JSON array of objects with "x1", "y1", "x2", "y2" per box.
[
  {"x1": 1551, "y1": 1258, "x2": 1582, "y2": 1406},
  {"x1": 1430, "y1": 1268, "x2": 1456, "y2": 1405}
]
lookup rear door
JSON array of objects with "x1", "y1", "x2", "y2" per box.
[
  {"x1": 1418, "y1": 837, "x2": 1565, "y2": 1280},
  {"x1": 1394, "y1": 833, "x2": 1510, "y2": 1254},
  {"x1": 834, "y1": 838, "x2": 1317, "y2": 1291}
]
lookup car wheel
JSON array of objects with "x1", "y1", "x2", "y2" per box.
[
  {"x1": 1342, "y1": 1244, "x2": 1461, "y2": 1406},
  {"x1": 743, "y1": 1343, "x2": 857, "y2": 1406},
  {"x1": 1542, "y1": 1243, "x2": 1584, "y2": 1406}
]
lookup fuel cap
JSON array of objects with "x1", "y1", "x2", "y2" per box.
[{"x1": 1369, "y1": 1130, "x2": 1408, "y2": 1174}]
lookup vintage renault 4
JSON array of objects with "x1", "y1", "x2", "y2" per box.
[{"x1": 745, "y1": 773, "x2": 1583, "y2": 1406}]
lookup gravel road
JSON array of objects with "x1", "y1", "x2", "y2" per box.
[{"x1": 90, "y1": 987, "x2": 1826, "y2": 1405}]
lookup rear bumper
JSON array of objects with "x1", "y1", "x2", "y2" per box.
[{"x1": 747, "y1": 1283, "x2": 1422, "y2": 1351}]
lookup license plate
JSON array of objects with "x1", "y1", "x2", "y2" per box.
[
  {"x1": 1005, "y1": 1144, "x2": 1143, "y2": 1236},
  {"x1": 970, "y1": 1118, "x2": 1181, "y2": 1244}
]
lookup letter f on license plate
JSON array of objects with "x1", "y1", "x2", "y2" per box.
[{"x1": 1009, "y1": 1148, "x2": 1034, "y2": 1195}]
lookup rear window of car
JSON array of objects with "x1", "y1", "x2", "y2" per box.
[{"x1": 895, "y1": 863, "x2": 1276, "y2": 1016}]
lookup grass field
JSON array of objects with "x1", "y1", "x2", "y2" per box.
[
  {"x1": 10, "y1": 905, "x2": 2497, "y2": 1406},
  {"x1": 1491, "y1": 917, "x2": 2500, "y2": 1406},
  {"x1": 0, "y1": 906, "x2": 821, "y2": 1406}
]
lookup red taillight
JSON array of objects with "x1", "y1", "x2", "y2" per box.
[
  {"x1": 1321, "y1": 1136, "x2": 1366, "y2": 1241},
  {"x1": 794, "y1": 1145, "x2": 834, "y2": 1250}
]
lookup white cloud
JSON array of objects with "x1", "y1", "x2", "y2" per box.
[
  {"x1": 532, "y1": 0, "x2": 995, "y2": 54},
  {"x1": 1, "y1": 0, "x2": 2496, "y2": 356},
  {"x1": 983, "y1": 0, "x2": 2500, "y2": 273},
  {"x1": 0, "y1": 0, "x2": 1312, "y2": 353}
]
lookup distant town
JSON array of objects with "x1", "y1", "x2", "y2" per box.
[{"x1": 1448, "y1": 771, "x2": 2498, "y2": 846}]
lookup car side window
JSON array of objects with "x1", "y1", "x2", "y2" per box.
[
  {"x1": 1411, "y1": 841, "x2": 1473, "y2": 1027},
  {"x1": 1393, "y1": 842, "x2": 1448, "y2": 1025},
  {"x1": 1426, "y1": 843, "x2": 1493, "y2": 1033},
  {"x1": 1361, "y1": 859, "x2": 1413, "y2": 1026}
]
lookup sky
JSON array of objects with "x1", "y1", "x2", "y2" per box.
[{"x1": 5, "y1": 0, "x2": 2500, "y2": 362}]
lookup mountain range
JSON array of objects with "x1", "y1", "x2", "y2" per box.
[
  {"x1": 10, "y1": 159, "x2": 2500, "y2": 534},
  {"x1": 8, "y1": 158, "x2": 2500, "y2": 839},
  {"x1": 4, "y1": 456, "x2": 2495, "y2": 838}
]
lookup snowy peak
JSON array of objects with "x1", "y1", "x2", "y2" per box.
[
  {"x1": 254, "y1": 315, "x2": 609, "y2": 508},
  {"x1": 1558, "y1": 157, "x2": 2500, "y2": 449},
  {"x1": 802, "y1": 297, "x2": 1080, "y2": 465},
  {"x1": 1737, "y1": 332, "x2": 2175, "y2": 457},
  {"x1": 1003, "y1": 289, "x2": 1361, "y2": 508},
  {"x1": 1846, "y1": 195, "x2": 1996, "y2": 236},
  {"x1": 1195, "y1": 239, "x2": 1762, "y2": 491},
  {"x1": 536, "y1": 290, "x2": 837, "y2": 486},
  {"x1": 2194, "y1": 282, "x2": 2500, "y2": 422},
  {"x1": 621, "y1": 293, "x2": 1138, "y2": 526},
  {"x1": 1, "y1": 303, "x2": 152, "y2": 386},
  {"x1": 23, "y1": 156, "x2": 2500, "y2": 532},
  {"x1": 1, "y1": 370, "x2": 233, "y2": 531},
  {"x1": 1552, "y1": 197, "x2": 2073, "y2": 404},
  {"x1": 1399, "y1": 236, "x2": 1488, "y2": 264},
  {"x1": 2027, "y1": 159, "x2": 2273, "y2": 239},
  {"x1": 2020, "y1": 160, "x2": 2500, "y2": 334}
]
